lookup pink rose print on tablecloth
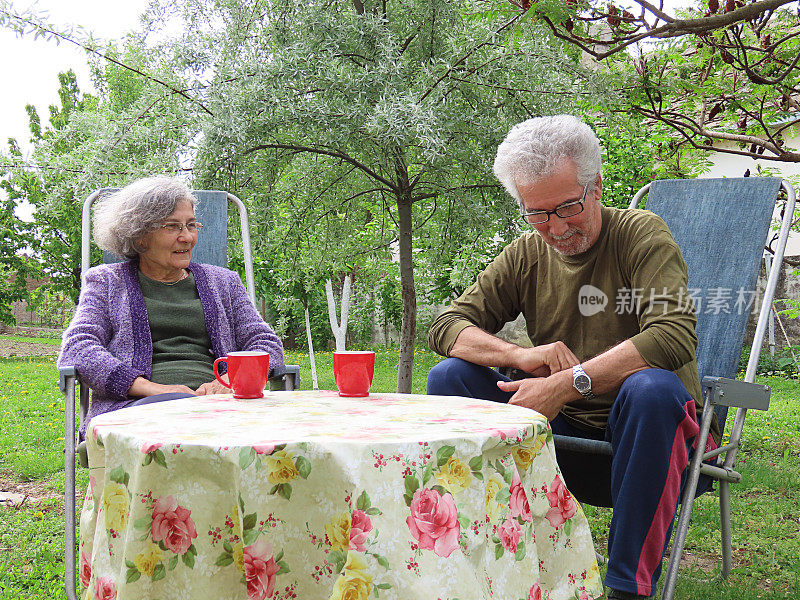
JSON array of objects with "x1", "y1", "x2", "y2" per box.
[
  {"x1": 244, "y1": 539, "x2": 280, "y2": 600},
  {"x1": 406, "y1": 488, "x2": 461, "y2": 558},
  {"x1": 545, "y1": 475, "x2": 577, "y2": 528},
  {"x1": 150, "y1": 495, "x2": 198, "y2": 555},
  {"x1": 487, "y1": 427, "x2": 521, "y2": 440},
  {"x1": 79, "y1": 551, "x2": 91, "y2": 587},
  {"x1": 349, "y1": 509, "x2": 373, "y2": 551},
  {"x1": 498, "y1": 515, "x2": 522, "y2": 554},
  {"x1": 528, "y1": 578, "x2": 542, "y2": 600},
  {"x1": 93, "y1": 575, "x2": 117, "y2": 600},
  {"x1": 140, "y1": 442, "x2": 162, "y2": 454},
  {"x1": 252, "y1": 444, "x2": 275, "y2": 455},
  {"x1": 509, "y1": 469, "x2": 532, "y2": 522}
]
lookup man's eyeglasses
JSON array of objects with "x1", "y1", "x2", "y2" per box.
[
  {"x1": 161, "y1": 221, "x2": 203, "y2": 234},
  {"x1": 520, "y1": 183, "x2": 589, "y2": 225}
]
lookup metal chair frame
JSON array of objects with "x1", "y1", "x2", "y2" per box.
[
  {"x1": 552, "y1": 179, "x2": 796, "y2": 600},
  {"x1": 61, "y1": 189, "x2": 299, "y2": 600}
]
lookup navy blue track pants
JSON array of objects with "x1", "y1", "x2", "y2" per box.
[{"x1": 427, "y1": 358, "x2": 711, "y2": 597}]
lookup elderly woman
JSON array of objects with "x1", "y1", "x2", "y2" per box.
[{"x1": 58, "y1": 176, "x2": 284, "y2": 438}]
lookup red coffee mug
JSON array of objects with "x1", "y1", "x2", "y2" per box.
[
  {"x1": 213, "y1": 351, "x2": 269, "y2": 399},
  {"x1": 333, "y1": 351, "x2": 375, "y2": 397}
]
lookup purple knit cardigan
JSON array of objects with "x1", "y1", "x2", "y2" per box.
[{"x1": 58, "y1": 260, "x2": 284, "y2": 436}]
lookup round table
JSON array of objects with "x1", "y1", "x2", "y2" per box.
[{"x1": 80, "y1": 390, "x2": 602, "y2": 600}]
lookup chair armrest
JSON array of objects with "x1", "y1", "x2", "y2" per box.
[
  {"x1": 553, "y1": 434, "x2": 613, "y2": 455},
  {"x1": 701, "y1": 376, "x2": 770, "y2": 411},
  {"x1": 59, "y1": 366, "x2": 77, "y2": 393},
  {"x1": 269, "y1": 364, "x2": 299, "y2": 380},
  {"x1": 269, "y1": 364, "x2": 300, "y2": 391}
]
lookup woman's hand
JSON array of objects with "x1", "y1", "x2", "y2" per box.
[
  {"x1": 128, "y1": 377, "x2": 196, "y2": 398},
  {"x1": 195, "y1": 379, "x2": 231, "y2": 396}
]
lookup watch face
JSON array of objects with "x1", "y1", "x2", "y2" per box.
[{"x1": 575, "y1": 374, "x2": 591, "y2": 391}]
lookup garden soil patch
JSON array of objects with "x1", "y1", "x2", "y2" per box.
[
  {"x1": 0, "y1": 327, "x2": 60, "y2": 359},
  {"x1": 0, "y1": 471, "x2": 68, "y2": 509},
  {"x1": 0, "y1": 340, "x2": 60, "y2": 358}
]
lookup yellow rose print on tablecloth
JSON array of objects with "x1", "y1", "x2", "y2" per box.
[
  {"x1": 102, "y1": 482, "x2": 128, "y2": 531},
  {"x1": 485, "y1": 474, "x2": 505, "y2": 524},
  {"x1": 512, "y1": 433, "x2": 547, "y2": 472},
  {"x1": 330, "y1": 553, "x2": 373, "y2": 600},
  {"x1": 133, "y1": 542, "x2": 162, "y2": 577},
  {"x1": 586, "y1": 560, "x2": 602, "y2": 589},
  {"x1": 232, "y1": 543, "x2": 244, "y2": 573},
  {"x1": 436, "y1": 456, "x2": 472, "y2": 495},
  {"x1": 230, "y1": 504, "x2": 243, "y2": 539},
  {"x1": 266, "y1": 450, "x2": 300, "y2": 484},
  {"x1": 326, "y1": 512, "x2": 352, "y2": 553}
]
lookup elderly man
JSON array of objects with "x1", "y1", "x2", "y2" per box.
[{"x1": 427, "y1": 115, "x2": 719, "y2": 600}]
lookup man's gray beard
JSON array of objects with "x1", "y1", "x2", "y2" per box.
[{"x1": 547, "y1": 230, "x2": 592, "y2": 256}]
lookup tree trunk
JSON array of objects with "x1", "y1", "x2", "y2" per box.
[{"x1": 396, "y1": 195, "x2": 416, "y2": 393}]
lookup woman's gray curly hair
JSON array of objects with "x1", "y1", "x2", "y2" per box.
[
  {"x1": 93, "y1": 176, "x2": 198, "y2": 259},
  {"x1": 493, "y1": 115, "x2": 602, "y2": 204}
]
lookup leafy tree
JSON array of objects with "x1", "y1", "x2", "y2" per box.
[
  {"x1": 165, "y1": 0, "x2": 607, "y2": 391},
  {"x1": 525, "y1": 0, "x2": 800, "y2": 162},
  {"x1": 1, "y1": 71, "x2": 97, "y2": 302},
  {"x1": 1, "y1": 0, "x2": 615, "y2": 392},
  {"x1": 0, "y1": 46, "x2": 197, "y2": 300},
  {"x1": 0, "y1": 165, "x2": 37, "y2": 324}
]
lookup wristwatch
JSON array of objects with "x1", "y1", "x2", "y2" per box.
[{"x1": 572, "y1": 364, "x2": 595, "y2": 400}]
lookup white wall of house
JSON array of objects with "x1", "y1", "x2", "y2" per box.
[{"x1": 699, "y1": 122, "x2": 800, "y2": 256}]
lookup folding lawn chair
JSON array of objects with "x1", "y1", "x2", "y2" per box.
[
  {"x1": 551, "y1": 177, "x2": 796, "y2": 600},
  {"x1": 59, "y1": 189, "x2": 300, "y2": 600}
]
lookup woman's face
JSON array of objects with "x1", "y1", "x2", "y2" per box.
[{"x1": 137, "y1": 200, "x2": 198, "y2": 278}]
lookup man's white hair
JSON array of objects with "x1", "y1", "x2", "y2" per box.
[{"x1": 493, "y1": 115, "x2": 602, "y2": 203}]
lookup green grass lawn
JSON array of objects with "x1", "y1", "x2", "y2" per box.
[
  {"x1": 1, "y1": 351, "x2": 799, "y2": 598},
  {"x1": 0, "y1": 334, "x2": 61, "y2": 346}
]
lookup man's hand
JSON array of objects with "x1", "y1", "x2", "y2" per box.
[
  {"x1": 497, "y1": 374, "x2": 574, "y2": 420},
  {"x1": 513, "y1": 341, "x2": 579, "y2": 377},
  {"x1": 195, "y1": 379, "x2": 232, "y2": 396}
]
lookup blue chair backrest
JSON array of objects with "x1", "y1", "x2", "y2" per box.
[
  {"x1": 100, "y1": 189, "x2": 229, "y2": 268},
  {"x1": 644, "y1": 178, "x2": 781, "y2": 424}
]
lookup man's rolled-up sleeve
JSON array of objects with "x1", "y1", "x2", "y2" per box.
[{"x1": 428, "y1": 242, "x2": 526, "y2": 357}]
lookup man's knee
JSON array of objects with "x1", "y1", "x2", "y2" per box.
[
  {"x1": 616, "y1": 368, "x2": 690, "y2": 416},
  {"x1": 427, "y1": 357, "x2": 478, "y2": 395},
  {"x1": 426, "y1": 357, "x2": 512, "y2": 403}
]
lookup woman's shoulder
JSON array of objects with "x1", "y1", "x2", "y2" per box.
[
  {"x1": 190, "y1": 263, "x2": 242, "y2": 285},
  {"x1": 84, "y1": 261, "x2": 135, "y2": 283},
  {"x1": 190, "y1": 262, "x2": 236, "y2": 276}
]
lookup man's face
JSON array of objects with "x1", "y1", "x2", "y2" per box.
[{"x1": 516, "y1": 160, "x2": 602, "y2": 256}]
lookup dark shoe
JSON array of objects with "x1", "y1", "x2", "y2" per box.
[{"x1": 608, "y1": 590, "x2": 652, "y2": 600}]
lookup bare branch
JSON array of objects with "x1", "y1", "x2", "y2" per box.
[{"x1": 244, "y1": 143, "x2": 399, "y2": 191}]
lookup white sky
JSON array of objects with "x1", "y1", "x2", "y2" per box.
[{"x1": 0, "y1": 0, "x2": 151, "y2": 155}]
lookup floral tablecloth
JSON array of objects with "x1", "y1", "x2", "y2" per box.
[{"x1": 80, "y1": 391, "x2": 601, "y2": 600}]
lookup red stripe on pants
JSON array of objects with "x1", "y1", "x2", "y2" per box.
[{"x1": 634, "y1": 400, "x2": 699, "y2": 595}]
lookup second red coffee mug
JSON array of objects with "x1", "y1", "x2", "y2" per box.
[
  {"x1": 213, "y1": 351, "x2": 270, "y2": 399},
  {"x1": 333, "y1": 351, "x2": 375, "y2": 397}
]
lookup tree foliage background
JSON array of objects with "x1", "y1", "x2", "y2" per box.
[{"x1": 3, "y1": 0, "x2": 793, "y2": 391}]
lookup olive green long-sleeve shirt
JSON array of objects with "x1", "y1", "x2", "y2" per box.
[{"x1": 429, "y1": 206, "x2": 719, "y2": 441}]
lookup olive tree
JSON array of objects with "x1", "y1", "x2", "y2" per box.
[{"x1": 162, "y1": 0, "x2": 608, "y2": 391}]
